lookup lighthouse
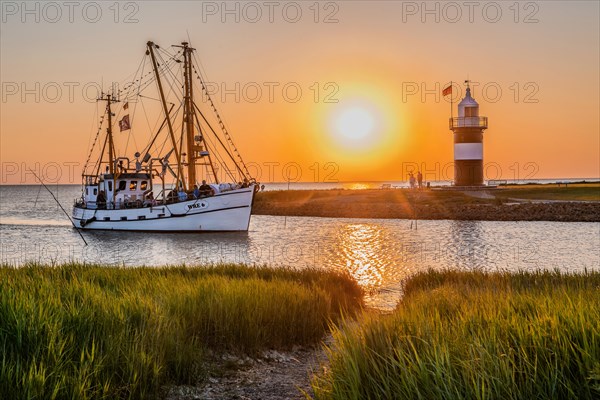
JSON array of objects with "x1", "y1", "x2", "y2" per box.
[{"x1": 449, "y1": 81, "x2": 488, "y2": 186}]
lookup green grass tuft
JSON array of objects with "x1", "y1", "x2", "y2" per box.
[
  {"x1": 312, "y1": 269, "x2": 600, "y2": 400},
  {"x1": 497, "y1": 183, "x2": 600, "y2": 201},
  {"x1": 0, "y1": 263, "x2": 363, "y2": 399}
]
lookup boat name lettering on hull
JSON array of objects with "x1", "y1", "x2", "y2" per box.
[{"x1": 187, "y1": 202, "x2": 208, "y2": 210}]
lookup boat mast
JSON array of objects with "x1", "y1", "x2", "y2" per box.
[
  {"x1": 183, "y1": 42, "x2": 197, "y2": 189},
  {"x1": 97, "y1": 93, "x2": 116, "y2": 175},
  {"x1": 147, "y1": 41, "x2": 185, "y2": 191},
  {"x1": 177, "y1": 41, "x2": 219, "y2": 186}
]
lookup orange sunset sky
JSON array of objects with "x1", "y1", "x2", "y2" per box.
[{"x1": 1, "y1": 1, "x2": 599, "y2": 184}]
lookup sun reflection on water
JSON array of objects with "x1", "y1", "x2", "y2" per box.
[
  {"x1": 332, "y1": 223, "x2": 386, "y2": 289},
  {"x1": 344, "y1": 183, "x2": 370, "y2": 190}
]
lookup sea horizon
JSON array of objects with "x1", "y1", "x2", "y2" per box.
[{"x1": 1, "y1": 177, "x2": 599, "y2": 188}]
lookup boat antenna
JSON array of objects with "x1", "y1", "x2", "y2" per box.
[{"x1": 29, "y1": 169, "x2": 88, "y2": 246}]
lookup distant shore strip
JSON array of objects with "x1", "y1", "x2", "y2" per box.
[{"x1": 252, "y1": 186, "x2": 600, "y2": 222}]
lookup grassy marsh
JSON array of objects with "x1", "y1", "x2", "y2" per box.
[
  {"x1": 312, "y1": 269, "x2": 600, "y2": 400},
  {"x1": 0, "y1": 263, "x2": 362, "y2": 399},
  {"x1": 3, "y1": 264, "x2": 599, "y2": 399}
]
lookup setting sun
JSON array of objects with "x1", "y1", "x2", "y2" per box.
[
  {"x1": 334, "y1": 106, "x2": 375, "y2": 141},
  {"x1": 326, "y1": 98, "x2": 389, "y2": 154},
  {"x1": 314, "y1": 88, "x2": 403, "y2": 176}
]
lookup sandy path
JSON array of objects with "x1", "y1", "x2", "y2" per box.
[{"x1": 164, "y1": 346, "x2": 327, "y2": 400}]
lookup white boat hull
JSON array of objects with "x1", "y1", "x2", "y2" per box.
[{"x1": 72, "y1": 187, "x2": 255, "y2": 232}]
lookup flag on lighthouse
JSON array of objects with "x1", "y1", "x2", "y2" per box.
[
  {"x1": 119, "y1": 115, "x2": 131, "y2": 131},
  {"x1": 442, "y1": 84, "x2": 452, "y2": 96}
]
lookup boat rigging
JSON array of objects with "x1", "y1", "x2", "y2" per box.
[{"x1": 72, "y1": 40, "x2": 258, "y2": 232}]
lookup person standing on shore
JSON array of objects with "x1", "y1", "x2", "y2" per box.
[
  {"x1": 417, "y1": 171, "x2": 423, "y2": 189},
  {"x1": 409, "y1": 172, "x2": 416, "y2": 189}
]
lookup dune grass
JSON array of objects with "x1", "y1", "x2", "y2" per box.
[
  {"x1": 0, "y1": 263, "x2": 363, "y2": 400},
  {"x1": 312, "y1": 269, "x2": 600, "y2": 400},
  {"x1": 497, "y1": 183, "x2": 600, "y2": 201}
]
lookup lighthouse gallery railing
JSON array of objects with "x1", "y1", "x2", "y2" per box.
[{"x1": 449, "y1": 117, "x2": 488, "y2": 129}]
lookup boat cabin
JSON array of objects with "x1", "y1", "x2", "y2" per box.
[{"x1": 83, "y1": 173, "x2": 152, "y2": 209}]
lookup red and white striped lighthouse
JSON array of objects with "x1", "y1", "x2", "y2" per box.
[{"x1": 449, "y1": 81, "x2": 488, "y2": 186}]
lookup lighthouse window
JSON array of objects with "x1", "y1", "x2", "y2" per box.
[
  {"x1": 465, "y1": 107, "x2": 478, "y2": 117},
  {"x1": 141, "y1": 181, "x2": 148, "y2": 191},
  {"x1": 130, "y1": 181, "x2": 138, "y2": 191}
]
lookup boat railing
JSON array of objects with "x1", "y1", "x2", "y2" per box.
[
  {"x1": 75, "y1": 191, "x2": 220, "y2": 210},
  {"x1": 74, "y1": 199, "x2": 155, "y2": 210}
]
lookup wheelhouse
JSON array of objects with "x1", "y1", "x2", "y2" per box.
[{"x1": 81, "y1": 173, "x2": 152, "y2": 209}]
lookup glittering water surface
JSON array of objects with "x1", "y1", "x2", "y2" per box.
[{"x1": 1, "y1": 185, "x2": 599, "y2": 309}]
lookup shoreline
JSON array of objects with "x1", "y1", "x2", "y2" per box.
[{"x1": 252, "y1": 187, "x2": 600, "y2": 222}]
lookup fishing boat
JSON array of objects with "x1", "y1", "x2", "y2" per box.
[{"x1": 72, "y1": 41, "x2": 258, "y2": 232}]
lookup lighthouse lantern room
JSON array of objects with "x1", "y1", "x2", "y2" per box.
[{"x1": 449, "y1": 81, "x2": 488, "y2": 186}]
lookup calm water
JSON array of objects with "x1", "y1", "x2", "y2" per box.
[{"x1": 1, "y1": 185, "x2": 599, "y2": 310}]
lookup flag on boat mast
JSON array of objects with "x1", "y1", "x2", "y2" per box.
[
  {"x1": 123, "y1": 102, "x2": 129, "y2": 110},
  {"x1": 119, "y1": 115, "x2": 131, "y2": 131}
]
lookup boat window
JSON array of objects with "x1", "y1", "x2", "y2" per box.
[
  {"x1": 108, "y1": 181, "x2": 113, "y2": 191},
  {"x1": 141, "y1": 181, "x2": 148, "y2": 191},
  {"x1": 118, "y1": 181, "x2": 126, "y2": 191},
  {"x1": 130, "y1": 181, "x2": 138, "y2": 191},
  {"x1": 93, "y1": 188, "x2": 97, "y2": 195},
  {"x1": 85, "y1": 188, "x2": 88, "y2": 195}
]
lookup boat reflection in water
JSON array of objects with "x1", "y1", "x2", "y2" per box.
[{"x1": 81, "y1": 229, "x2": 255, "y2": 266}]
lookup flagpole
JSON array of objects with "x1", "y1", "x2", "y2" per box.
[{"x1": 450, "y1": 81, "x2": 453, "y2": 123}]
